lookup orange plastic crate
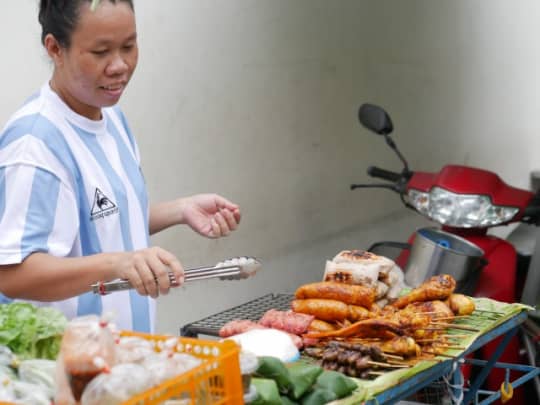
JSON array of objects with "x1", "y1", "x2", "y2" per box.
[{"x1": 119, "y1": 331, "x2": 244, "y2": 405}]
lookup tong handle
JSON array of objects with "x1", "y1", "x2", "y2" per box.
[{"x1": 92, "y1": 265, "x2": 243, "y2": 295}]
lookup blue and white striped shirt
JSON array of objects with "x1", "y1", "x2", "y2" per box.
[{"x1": 0, "y1": 83, "x2": 155, "y2": 332}]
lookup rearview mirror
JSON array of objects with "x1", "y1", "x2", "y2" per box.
[{"x1": 358, "y1": 104, "x2": 393, "y2": 135}]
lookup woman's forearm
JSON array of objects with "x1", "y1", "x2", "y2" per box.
[
  {"x1": 149, "y1": 199, "x2": 185, "y2": 235},
  {"x1": 0, "y1": 252, "x2": 120, "y2": 301}
]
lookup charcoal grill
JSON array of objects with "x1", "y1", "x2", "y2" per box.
[{"x1": 180, "y1": 293, "x2": 294, "y2": 337}]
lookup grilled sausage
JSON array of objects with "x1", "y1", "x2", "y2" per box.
[
  {"x1": 308, "y1": 319, "x2": 338, "y2": 333},
  {"x1": 295, "y1": 281, "x2": 376, "y2": 307},
  {"x1": 291, "y1": 299, "x2": 349, "y2": 321}
]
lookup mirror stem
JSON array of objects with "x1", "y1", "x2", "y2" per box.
[{"x1": 384, "y1": 134, "x2": 411, "y2": 176}]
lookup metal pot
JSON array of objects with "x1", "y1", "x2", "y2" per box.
[{"x1": 404, "y1": 227, "x2": 486, "y2": 295}]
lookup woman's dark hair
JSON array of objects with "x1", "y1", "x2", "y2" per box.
[{"x1": 38, "y1": 0, "x2": 134, "y2": 48}]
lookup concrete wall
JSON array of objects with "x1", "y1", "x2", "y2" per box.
[{"x1": 1, "y1": 1, "x2": 538, "y2": 333}]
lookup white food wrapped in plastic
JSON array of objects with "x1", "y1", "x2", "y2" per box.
[
  {"x1": 225, "y1": 329, "x2": 300, "y2": 363},
  {"x1": 323, "y1": 261, "x2": 379, "y2": 286},
  {"x1": 80, "y1": 363, "x2": 153, "y2": 405},
  {"x1": 18, "y1": 359, "x2": 56, "y2": 399},
  {"x1": 115, "y1": 336, "x2": 155, "y2": 364},
  {"x1": 375, "y1": 281, "x2": 389, "y2": 299},
  {"x1": 12, "y1": 380, "x2": 51, "y2": 405},
  {"x1": 385, "y1": 265, "x2": 405, "y2": 286},
  {"x1": 139, "y1": 351, "x2": 201, "y2": 386}
]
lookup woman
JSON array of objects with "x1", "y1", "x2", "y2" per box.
[{"x1": 0, "y1": 0, "x2": 241, "y2": 332}]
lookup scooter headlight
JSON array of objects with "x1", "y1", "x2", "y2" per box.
[{"x1": 406, "y1": 187, "x2": 519, "y2": 227}]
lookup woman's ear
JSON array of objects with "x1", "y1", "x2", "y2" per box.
[{"x1": 43, "y1": 33, "x2": 64, "y2": 66}]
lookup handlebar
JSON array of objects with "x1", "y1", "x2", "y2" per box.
[{"x1": 367, "y1": 166, "x2": 402, "y2": 182}]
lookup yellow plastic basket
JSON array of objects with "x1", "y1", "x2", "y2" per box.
[{"x1": 119, "y1": 331, "x2": 244, "y2": 405}]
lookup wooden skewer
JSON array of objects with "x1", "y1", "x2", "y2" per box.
[
  {"x1": 416, "y1": 338, "x2": 446, "y2": 343},
  {"x1": 440, "y1": 334, "x2": 471, "y2": 339},
  {"x1": 422, "y1": 350, "x2": 455, "y2": 358},
  {"x1": 382, "y1": 353, "x2": 405, "y2": 360},
  {"x1": 430, "y1": 322, "x2": 479, "y2": 332},
  {"x1": 434, "y1": 345, "x2": 466, "y2": 350},
  {"x1": 367, "y1": 360, "x2": 410, "y2": 368},
  {"x1": 433, "y1": 315, "x2": 471, "y2": 321}
]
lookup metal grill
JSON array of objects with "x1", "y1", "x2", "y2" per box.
[{"x1": 180, "y1": 293, "x2": 294, "y2": 337}]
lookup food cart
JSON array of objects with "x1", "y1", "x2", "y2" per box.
[{"x1": 182, "y1": 293, "x2": 540, "y2": 404}]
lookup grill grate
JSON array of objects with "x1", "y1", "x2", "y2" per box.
[{"x1": 180, "y1": 293, "x2": 294, "y2": 337}]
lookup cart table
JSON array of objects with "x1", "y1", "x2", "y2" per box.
[{"x1": 180, "y1": 294, "x2": 539, "y2": 404}]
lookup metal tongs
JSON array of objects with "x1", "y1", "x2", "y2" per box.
[{"x1": 91, "y1": 256, "x2": 261, "y2": 295}]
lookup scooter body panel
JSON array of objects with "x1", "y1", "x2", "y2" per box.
[{"x1": 407, "y1": 165, "x2": 533, "y2": 211}]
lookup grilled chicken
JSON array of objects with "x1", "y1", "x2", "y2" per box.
[{"x1": 391, "y1": 274, "x2": 456, "y2": 309}]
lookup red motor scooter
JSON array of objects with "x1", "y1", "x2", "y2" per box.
[{"x1": 351, "y1": 103, "x2": 540, "y2": 404}]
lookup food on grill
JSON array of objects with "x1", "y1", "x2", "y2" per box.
[
  {"x1": 402, "y1": 300, "x2": 454, "y2": 319},
  {"x1": 219, "y1": 316, "x2": 305, "y2": 348},
  {"x1": 304, "y1": 318, "x2": 403, "y2": 339},
  {"x1": 219, "y1": 320, "x2": 265, "y2": 338},
  {"x1": 291, "y1": 299, "x2": 349, "y2": 321},
  {"x1": 304, "y1": 341, "x2": 398, "y2": 379},
  {"x1": 308, "y1": 319, "x2": 338, "y2": 333},
  {"x1": 347, "y1": 304, "x2": 372, "y2": 321},
  {"x1": 322, "y1": 249, "x2": 407, "y2": 305},
  {"x1": 295, "y1": 281, "x2": 376, "y2": 307},
  {"x1": 391, "y1": 274, "x2": 456, "y2": 309},
  {"x1": 258, "y1": 309, "x2": 314, "y2": 335},
  {"x1": 377, "y1": 336, "x2": 421, "y2": 358},
  {"x1": 447, "y1": 293, "x2": 476, "y2": 315}
]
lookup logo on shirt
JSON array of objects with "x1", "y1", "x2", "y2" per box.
[{"x1": 90, "y1": 188, "x2": 119, "y2": 221}]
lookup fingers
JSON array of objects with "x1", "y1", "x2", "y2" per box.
[
  {"x1": 214, "y1": 195, "x2": 240, "y2": 212},
  {"x1": 157, "y1": 248, "x2": 184, "y2": 287},
  {"x1": 210, "y1": 207, "x2": 241, "y2": 238},
  {"x1": 128, "y1": 248, "x2": 184, "y2": 298}
]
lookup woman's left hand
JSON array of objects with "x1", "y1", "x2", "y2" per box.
[{"x1": 181, "y1": 194, "x2": 241, "y2": 238}]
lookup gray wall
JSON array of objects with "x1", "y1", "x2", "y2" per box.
[{"x1": 2, "y1": 1, "x2": 538, "y2": 333}]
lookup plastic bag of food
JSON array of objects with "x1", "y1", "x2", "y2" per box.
[
  {"x1": 115, "y1": 336, "x2": 155, "y2": 364},
  {"x1": 11, "y1": 380, "x2": 51, "y2": 405},
  {"x1": 0, "y1": 374, "x2": 16, "y2": 402},
  {"x1": 140, "y1": 352, "x2": 186, "y2": 386},
  {"x1": 59, "y1": 315, "x2": 116, "y2": 400},
  {"x1": 253, "y1": 356, "x2": 292, "y2": 393},
  {"x1": 18, "y1": 358, "x2": 56, "y2": 398},
  {"x1": 54, "y1": 354, "x2": 76, "y2": 405},
  {"x1": 287, "y1": 362, "x2": 323, "y2": 400},
  {"x1": 80, "y1": 363, "x2": 153, "y2": 405},
  {"x1": 315, "y1": 370, "x2": 357, "y2": 399}
]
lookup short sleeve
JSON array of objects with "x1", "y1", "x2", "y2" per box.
[{"x1": 0, "y1": 164, "x2": 79, "y2": 264}]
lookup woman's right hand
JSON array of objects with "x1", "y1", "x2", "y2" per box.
[{"x1": 111, "y1": 247, "x2": 184, "y2": 298}]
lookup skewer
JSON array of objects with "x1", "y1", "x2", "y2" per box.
[
  {"x1": 440, "y1": 334, "x2": 472, "y2": 339},
  {"x1": 367, "y1": 360, "x2": 410, "y2": 369},
  {"x1": 367, "y1": 371, "x2": 387, "y2": 376},
  {"x1": 433, "y1": 345, "x2": 466, "y2": 350},
  {"x1": 433, "y1": 315, "x2": 471, "y2": 321},
  {"x1": 382, "y1": 353, "x2": 405, "y2": 360},
  {"x1": 422, "y1": 350, "x2": 455, "y2": 358},
  {"x1": 430, "y1": 322, "x2": 479, "y2": 332}
]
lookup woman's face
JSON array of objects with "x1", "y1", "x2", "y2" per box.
[{"x1": 49, "y1": 1, "x2": 138, "y2": 120}]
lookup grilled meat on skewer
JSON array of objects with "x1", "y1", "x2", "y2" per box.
[
  {"x1": 391, "y1": 274, "x2": 456, "y2": 309},
  {"x1": 446, "y1": 293, "x2": 476, "y2": 316},
  {"x1": 304, "y1": 318, "x2": 403, "y2": 339}
]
